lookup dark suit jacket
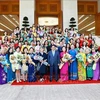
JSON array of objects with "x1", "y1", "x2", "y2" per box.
[{"x1": 48, "y1": 50, "x2": 60, "y2": 66}]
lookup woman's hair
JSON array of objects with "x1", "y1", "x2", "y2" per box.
[
  {"x1": 36, "y1": 40, "x2": 40, "y2": 45},
  {"x1": 29, "y1": 47, "x2": 34, "y2": 52},
  {"x1": 23, "y1": 47, "x2": 28, "y2": 54}
]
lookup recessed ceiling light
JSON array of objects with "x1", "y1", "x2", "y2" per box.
[
  {"x1": 12, "y1": 18, "x2": 15, "y2": 20},
  {"x1": 9, "y1": 15, "x2": 12, "y2": 17},
  {"x1": 15, "y1": 21, "x2": 19, "y2": 24},
  {"x1": 87, "y1": 27, "x2": 95, "y2": 31},
  {"x1": 0, "y1": 29, "x2": 4, "y2": 32},
  {"x1": 79, "y1": 15, "x2": 84, "y2": 20}
]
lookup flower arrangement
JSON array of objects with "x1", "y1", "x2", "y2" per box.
[
  {"x1": 62, "y1": 53, "x2": 72, "y2": 62},
  {"x1": 92, "y1": 52, "x2": 100, "y2": 70},
  {"x1": 87, "y1": 56, "x2": 93, "y2": 63},
  {"x1": 16, "y1": 53, "x2": 23, "y2": 63},
  {"x1": 59, "y1": 53, "x2": 71, "y2": 69},
  {"x1": 0, "y1": 56, "x2": 5, "y2": 61}
]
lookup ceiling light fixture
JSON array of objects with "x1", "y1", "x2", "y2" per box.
[
  {"x1": 79, "y1": 21, "x2": 95, "y2": 31},
  {"x1": 78, "y1": 16, "x2": 89, "y2": 25},
  {"x1": 0, "y1": 29, "x2": 4, "y2": 32},
  {"x1": 0, "y1": 23, "x2": 13, "y2": 31},
  {"x1": 9, "y1": 15, "x2": 12, "y2": 17},
  {"x1": 15, "y1": 21, "x2": 19, "y2": 25},
  {"x1": 2, "y1": 15, "x2": 17, "y2": 27},
  {"x1": 79, "y1": 15, "x2": 84, "y2": 20},
  {"x1": 12, "y1": 18, "x2": 15, "y2": 20},
  {"x1": 87, "y1": 27, "x2": 95, "y2": 31}
]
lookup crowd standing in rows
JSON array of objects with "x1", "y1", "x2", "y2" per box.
[{"x1": 0, "y1": 24, "x2": 100, "y2": 84}]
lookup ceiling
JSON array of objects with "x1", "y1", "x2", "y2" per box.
[
  {"x1": 78, "y1": 15, "x2": 95, "y2": 34},
  {"x1": 0, "y1": 15, "x2": 19, "y2": 34}
]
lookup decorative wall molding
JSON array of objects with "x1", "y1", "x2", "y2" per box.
[
  {"x1": 0, "y1": 1, "x2": 19, "y2": 14},
  {"x1": 78, "y1": 1, "x2": 97, "y2": 15},
  {"x1": 0, "y1": 1, "x2": 97, "y2": 15}
]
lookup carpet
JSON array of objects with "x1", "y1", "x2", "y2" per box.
[{"x1": 11, "y1": 78, "x2": 100, "y2": 85}]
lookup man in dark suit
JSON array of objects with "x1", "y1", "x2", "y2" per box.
[{"x1": 48, "y1": 45, "x2": 60, "y2": 82}]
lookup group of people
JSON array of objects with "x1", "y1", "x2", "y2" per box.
[{"x1": 0, "y1": 24, "x2": 100, "y2": 84}]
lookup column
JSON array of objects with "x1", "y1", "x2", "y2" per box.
[
  {"x1": 62, "y1": 0, "x2": 78, "y2": 30},
  {"x1": 20, "y1": 0, "x2": 35, "y2": 29},
  {"x1": 98, "y1": 0, "x2": 100, "y2": 13}
]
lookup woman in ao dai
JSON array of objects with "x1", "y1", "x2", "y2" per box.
[{"x1": 13, "y1": 47, "x2": 22, "y2": 83}]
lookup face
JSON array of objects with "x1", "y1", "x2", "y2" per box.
[
  {"x1": 67, "y1": 33, "x2": 70, "y2": 36},
  {"x1": 31, "y1": 41, "x2": 34, "y2": 45},
  {"x1": 15, "y1": 40, "x2": 18, "y2": 43},
  {"x1": 92, "y1": 40, "x2": 95, "y2": 44},
  {"x1": 51, "y1": 46, "x2": 55, "y2": 51},
  {"x1": 62, "y1": 39, "x2": 65, "y2": 43},
  {"x1": 44, "y1": 34, "x2": 47, "y2": 37},
  {"x1": 9, "y1": 48, "x2": 13, "y2": 53},
  {"x1": 24, "y1": 48, "x2": 28, "y2": 53},
  {"x1": 51, "y1": 41, "x2": 54, "y2": 45},
  {"x1": 4, "y1": 32, "x2": 7, "y2": 35},
  {"x1": 1, "y1": 49, "x2": 5, "y2": 54},
  {"x1": 25, "y1": 42, "x2": 28, "y2": 45},
  {"x1": 40, "y1": 47, "x2": 44, "y2": 52},
  {"x1": 76, "y1": 43, "x2": 79, "y2": 47},
  {"x1": 11, "y1": 43, "x2": 14, "y2": 47},
  {"x1": 89, "y1": 34, "x2": 92, "y2": 38},
  {"x1": 48, "y1": 36, "x2": 50, "y2": 40},
  {"x1": 83, "y1": 42, "x2": 86, "y2": 46},
  {"x1": 16, "y1": 47, "x2": 20, "y2": 52},
  {"x1": 71, "y1": 45, "x2": 75, "y2": 49},
  {"x1": 80, "y1": 48, "x2": 83, "y2": 53},
  {"x1": 76, "y1": 39, "x2": 80, "y2": 43},
  {"x1": 20, "y1": 38, "x2": 23, "y2": 41},
  {"x1": 92, "y1": 48, "x2": 95, "y2": 53},
  {"x1": 31, "y1": 35, "x2": 33, "y2": 38},
  {"x1": 67, "y1": 44, "x2": 70, "y2": 48},
  {"x1": 45, "y1": 41, "x2": 48, "y2": 45},
  {"x1": 29, "y1": 48, "x2": 34, "y2": 53},
  {"x1": 73, "y1": 34, "x2": 76, "y2": 37},
  {"x1": 37, "y1": 41, "x2": 40, "y2": 45},
  {"x1": 0, "y1": 40, "x2": 2, "y2": 44},
  {"x1": 19, "y1": 43, "x2": 22, "y2": 47},
  {"x1": 62, "y1": 47, "x2": 66, "y2": 52}
]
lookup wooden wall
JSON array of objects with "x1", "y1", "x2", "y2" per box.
[
  {"x1": 78, "y1": 1, "x2": 97, "y2": 15},
  {"x1": 95, "y1": 13, "x2": 100, "y2": 36},
  {"x1": 35, "y1": 0, "x2": 62, "y2": 29},
  {"x1": 0, "y1": 0, "x2": 99, "y2": 35},
  {"x1": 0, "y1": 0, "x2": 19, "y2": 15}
]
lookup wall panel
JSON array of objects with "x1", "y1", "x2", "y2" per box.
[
  {"x1": 0, "y1": 1, "x2": 19, "y2": 15},
  {"x1": 78, "y1": 1, "x2": 97, "y2": 15}
]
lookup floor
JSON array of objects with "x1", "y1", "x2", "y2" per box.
[{"x1": 0, "y1": 84, "x2": 100, "y2": 100}]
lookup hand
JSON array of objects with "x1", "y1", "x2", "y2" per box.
[
  {"x1": 48, "y1": 64, "x2": 50, "y2": 66},
  {"x1": 58, "y1": 64, "x2": 60, "y2": 66},
  {"x1": 44, "y1": 59, "x2": 47, "y2": 62},
  {"x1": 1, "y1": 65, "x2": 4, "y2": 68},
  {"x1": 40, "y1": 60, "x2": 43, "y2": 63},
  {"x1": 70, "y1": 60, "x2": 73, "y2": 63}
]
